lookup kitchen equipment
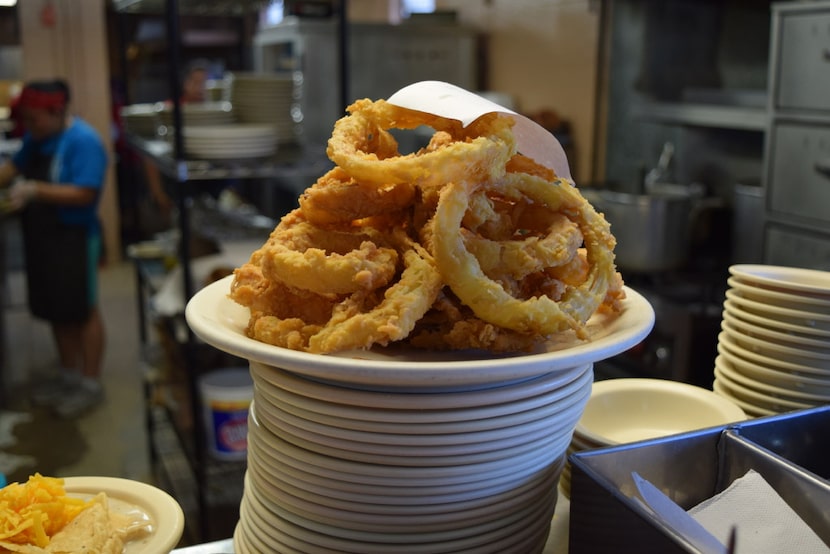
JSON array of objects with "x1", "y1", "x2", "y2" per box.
[{"x1": 582, "y1": 184, "x2": 704, "y2": 273}]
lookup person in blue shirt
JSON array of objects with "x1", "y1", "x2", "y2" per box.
[{"x1": 0, "y1": 79, "x2": 108, "y2": 418}]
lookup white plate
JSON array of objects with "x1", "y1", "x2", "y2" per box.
[
  {"x1": 724, "y1": 289, "x2": 830, "y2": 331},
  {"x1": 714, "y1": 357, "x2": 830, "y2": 403},
  {"x1": 713, "y1": 369, "x2": 813, "y2": 412},
  {"x1": 729, "y1": 264, "x2": 830, "y2": 297},
  {"x1": 64, "y1": 476, "x2": 184, "y2": 553},
  {"x1": 186, "y1": 276, "x2": 654, "y2": 388},
  {"x1": 718, "y1": 331, "x2": 830, "y2": 377},
  {"x1": 727, "y1": 277, "x2": 830, "y2": 310},
  {"x1": 721, "y1": 326, "x2": 830, "y2": 369},
  {"x1": 716, "y1": 344, "x2": 830, "y2": 393},
  {"x1": 712, "y1": 380, "x2": 775, "y2": 418},
  {"x1": 721, "y1": 309, "x2": 830, "y2": 350},
  {"x1": 723, "y1": 299, "x2": 830, "y2": 338}
]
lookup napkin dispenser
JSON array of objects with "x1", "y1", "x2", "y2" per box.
[{"x1": 569, "y1": 406, "x2": 830, "y2": 553}]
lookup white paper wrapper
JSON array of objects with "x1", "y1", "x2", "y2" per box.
[{"x1": 387, "y1": 80, "x2": 572, "y2": 181}]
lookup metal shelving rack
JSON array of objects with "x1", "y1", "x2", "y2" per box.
[{"x1": 113, "y1": 0, "x2": 344, "y2": 543}]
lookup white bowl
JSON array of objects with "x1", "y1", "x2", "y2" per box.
[
  {"x1": 723, "y1": 299, "x2": 830, "y2": 339},
  {"x1": 725, "y1": 289, "x2": 830, "y2": 332},
  {"x1": 716, "y1": 345, "x2": 830, "y2": 394},
  {"x1": 714, "y1": 356, "x2": 830, "y2": 403},
  {"x1": 727, "y1": 277, "x2": 830, "y2": 311},
  {"x1": 574, "y1": 378, "x2": 745, "y2": 446},
  {"x1": 721, "y1": 326, "x2": 830, "y2": 369},
  {"x1": 718, "y1": 331, "x2": 830, "y2": 377},
  {"x1": 721, "y1": 309, "x2": 830, "y2": 351}
]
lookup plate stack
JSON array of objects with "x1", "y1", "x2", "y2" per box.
[
  {"x1": 234, "y1": 361, "x2": 593, "y2": 553},
  {"x1": 120, "y1": 103, "x2": 161, "y2": 138},
  {"x1": 156, "y1": 101, "x2": 236, "y2": 129},
  {"x1": 559, "y1": 378, "x2": 745, "y2": 498},
  {"x1": 182, "y1": 124, "x2": 278, "y2": 160},
  {"x1": 228, "y1": 72, "x2": 300, "y2": 145},
  {"x1": 713, "y1": 264, "x2": 830, "y2": 417}
]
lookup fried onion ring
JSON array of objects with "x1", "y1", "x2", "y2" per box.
[
  {"x1": 258, "y1": 210, "x2": 399, "y2": 295},
  {"x1": 299, "y1": 167, "x2": 416, "y2": 226},
  {"x1": 327, "y1": 99, "x2": 517, "y2": 189},
  {"x1": 431, "y1": 173, "x2": 617, "y2": 336}
]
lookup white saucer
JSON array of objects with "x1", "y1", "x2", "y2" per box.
[{"x1": 729, "y1": 264, "x2": 830, "y2": 297}]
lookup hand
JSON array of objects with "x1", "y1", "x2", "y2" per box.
[{"x1": 8, "y1": 180, "x2": 38, "y2": 211}]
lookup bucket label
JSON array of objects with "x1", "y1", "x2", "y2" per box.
[{"x1": 210, "y1": 402, "x2": 249, "y2": 455}]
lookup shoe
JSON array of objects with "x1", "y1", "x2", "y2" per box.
[
  {"x1": 30, "y1": 371, "x2": 83, "y2": 406},
  {"x1": 53, "y1": 379, "x2": 104, "y2": 419}
]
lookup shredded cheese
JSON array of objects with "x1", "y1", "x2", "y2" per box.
[{"x1": 0, "y1": 474, "x2": 90, "y2": 548}]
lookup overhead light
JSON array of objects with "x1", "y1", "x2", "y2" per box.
[{"x1": 0, "y1": 0, "x2": 17, "y2": 6}]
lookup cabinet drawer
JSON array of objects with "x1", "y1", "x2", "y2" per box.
[
  {"x1": 764, "y1": 224, "x2": 830, "y2": 270},
  {"x1": 776, "y1": 10, "x2": 830, "y2": 111},
  {"x1": 767, "y1": 123, "x2": 830, "y2": 225}
]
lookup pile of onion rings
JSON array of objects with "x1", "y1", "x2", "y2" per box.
[{"x1": 230, "y1": 98, "x2": 625, "y2": 354}]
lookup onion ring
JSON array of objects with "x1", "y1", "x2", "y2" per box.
[
  {"x1": 299, "y1": 167, "x2": 416, "y2": 226},
  {"x1": 326, "y1": 99, "x2": 517, "y2": 189},
  {"x1": 258, "y1": 210, "x2": 399, "y2": 295},
  {"x1": 431, "y1": 173, "x2": 617, "y2": 336}
]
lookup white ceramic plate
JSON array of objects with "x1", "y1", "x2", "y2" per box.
[
  {"x1": 64, "y1": 476, "x2": 184, "y2": 554},
  {"x1": 712, "y1": 380, "x2": 776, "y2": 418},
  {"x1": 721, "y1": 309, "x2": 830, "y2": 350},
  {"x1": 716, "y1": 343, "x2": 830, "y2": 393},
  {"x1": 574, "y1": 377, "x2": 745, "y2": 446},
  {"x1": 721, "y1": 326, "x2": 830, "y2": 369},
  {"x1": 718, "y1": 331, "x2": 830, "y2": 377},
  {"x1": 727, "y1": 277, "x2": 830, "y2": 310},
  {"x1": 729, "y1": 264, "x2": 830, "y2": 297},
  {"x1": 714, "y1": 357, "x2": 830, "y2": 403},
  {"x1": 185, "y1": 276, "x2": 654, "y2": 388},
  {"x1": 723, "y1": 299, "x2": 830, "y2": 339},
  {"x1": 725, "y1": 289, "x2": 830, "y2": 331}
]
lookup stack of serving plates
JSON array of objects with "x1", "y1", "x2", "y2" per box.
[
  {"x1": 185, "y1": 277, "x2": 656, "y2": 554},
  {"x1": 228, "y1": 72, "x2": 299, "y2": 144},
  {"x1": 236, "y1": 361, "x2": 592, "y2": 553},
  {"x1": 713, "y1": 264, "x2": 830, "y2": 417},
  {"x1": 120, "y1": 103, "x2": 161, "y2": 138},
  {"x1": 156, "y1": 101, "x2": 235, "y2": 129},
  {"x1": 182, "y1": 124, "x2": 278, "y2": 160}
]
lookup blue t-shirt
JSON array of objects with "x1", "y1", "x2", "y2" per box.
[{"x1": 13, "y1": 117, "x2": 108, "y2": 231}]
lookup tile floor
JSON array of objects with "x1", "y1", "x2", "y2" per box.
[{"x1": 3, "y1": 258, "x2": 152, "y2": 482}]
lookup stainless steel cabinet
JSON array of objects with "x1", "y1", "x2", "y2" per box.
[{"x1": 763, "y1": 1, "x2": 830, "y2": 269}]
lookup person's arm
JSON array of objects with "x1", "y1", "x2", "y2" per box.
[{"x1": 17, "y1": 180, "x2": 97, "y2": 206}]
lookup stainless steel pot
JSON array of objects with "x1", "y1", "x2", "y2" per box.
[{"x1": 582, "y1": 185, "x2": 701, "y2": 273}]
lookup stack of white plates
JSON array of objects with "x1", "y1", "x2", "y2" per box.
[
  {"x1": 120, "y1": 103, "x2": 160, "y2": 137},
  {"x1": 228, "y1": 72, "x2": 299, "y2": 144},
  {"x1": 237, "y1": 361, "x2": 591, "y2": 553},
  {"x1": 156, "y1": 101, "x2": 236, "y2": 129},
  {"x1": 182, "y1": 124, "x2": 278, "y2": 160},
  {"x1": 713, "y1": 264, "x2": 830, "y2": 417},
  {"x1": 560, "y1": 378, "x2": 745, "y2": 498},
  {"x1": 184, "y1": 276, "x2": 656, "y2": 553}
]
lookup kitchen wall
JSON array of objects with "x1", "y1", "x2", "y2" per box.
[
  {"x1": 438, "y1": 0, "x2": 601, "y2": 185},
  {"x1": 15, "y1": 0, "x2": 121, "y2": 262}
]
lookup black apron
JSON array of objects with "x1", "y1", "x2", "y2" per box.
[{"x1": 20, "y1": 146, "x2": 92, "y2": 324}]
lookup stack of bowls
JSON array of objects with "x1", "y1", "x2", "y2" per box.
[
  {"x1": 713, "y1": 264, "x2": 830, "y2": 417},
  {"x1": 560, "y1": 378, "x2": 745, "y2": 498},
  {"x1": 185, "y1": 276, "x2": 655, "y2": 553},
  {"x1": 156, "y1": 101, "x2": 235, "y2": 129},
  {"x1": 182, "y1": 124, "x2": 278, "y2": 160},
  {"x1": 228, "y1": 72, "x2": 300, "y2": 145}
]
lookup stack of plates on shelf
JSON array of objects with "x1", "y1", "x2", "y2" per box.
[
  {"x1": 560, "y1": 378, "x2": 745, "y2": 498},
  {"x1": 713, "y1": 264, "x2": 830, "y2": 417},
  {"x1": 235, "y1": 361, "x2": 593, "y2": 553},
  {"x1": 156, "y1": 101, "x2": 235, "y2": 129},
  {"x1": 120, "y1": 103, "x2": 160, "y2": 137},
  {"x1": 182, "y1": 124, "x2": 278, "y2": 159},
  {"x1": 228, "y1": 72, "x2": 299, "y2": 144}
]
